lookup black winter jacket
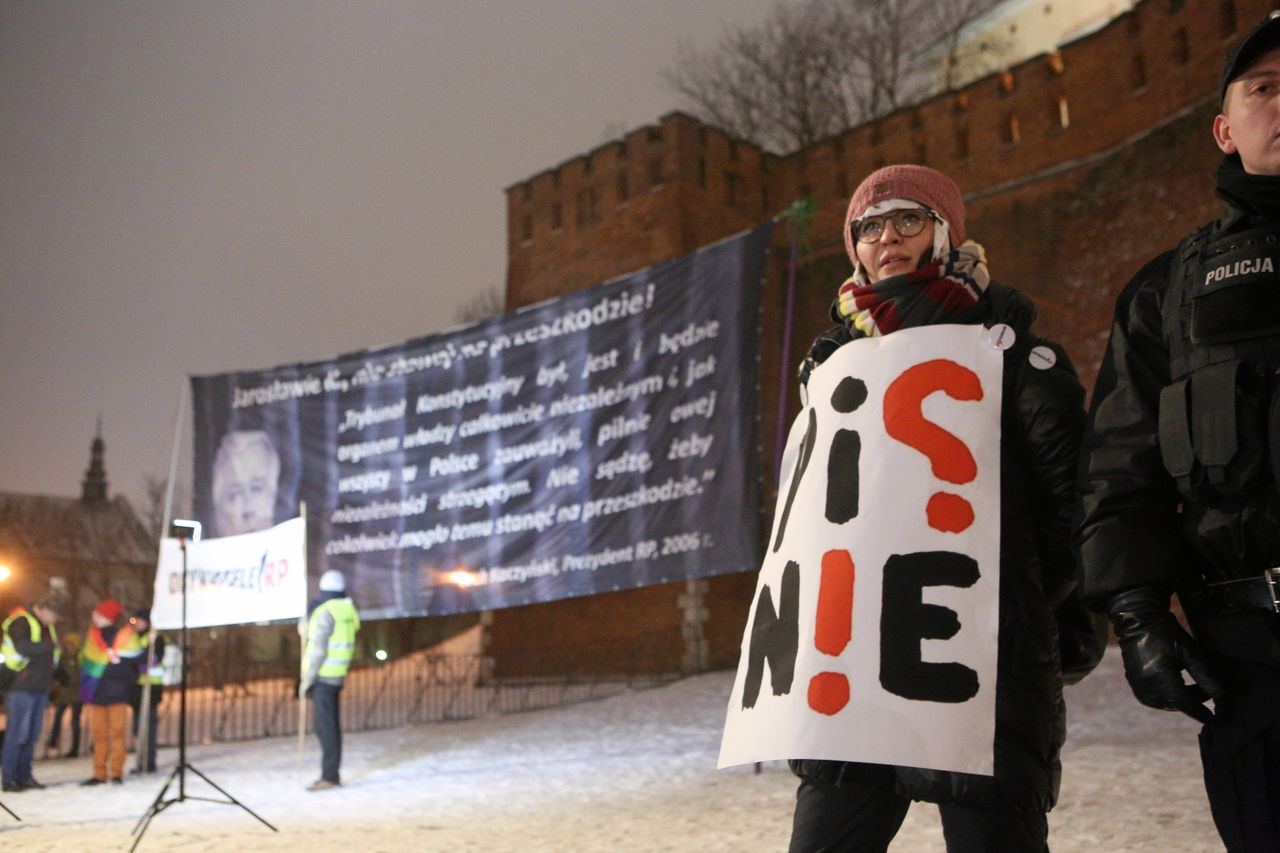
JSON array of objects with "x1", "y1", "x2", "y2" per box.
[
  {"x1": 791, "y1": 282, "x2": 1090, "y2": 813},
  {"x1": 1076, "y1": 201, "x2": 1280, "y2": 602},
  {"x1": 5, "y1": 609, "x2": 57, "y2": 694}
]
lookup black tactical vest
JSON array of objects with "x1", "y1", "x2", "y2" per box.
[{"x1": 1158, "y1": 220, "x2": 1280, "y2": 500}]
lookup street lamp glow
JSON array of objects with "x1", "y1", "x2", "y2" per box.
[
  {"x1": 445, "y1": 569, "x2": 480, "y2": 588},
  {"x1": 0, "y1": 565, "x2": 10, "y2": 582},
  {"x1": 375, "y1": 649, "x2": 388, "y2": 661}
]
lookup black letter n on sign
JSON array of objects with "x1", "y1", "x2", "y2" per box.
[
  {"x1": 742, "y1": 561, "x2": 800, "y2": 709},
  {"x1": 880, "y1": 552, "x2": 980, "y2": 704}
]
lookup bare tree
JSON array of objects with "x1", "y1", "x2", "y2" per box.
[
  {"x1": 664, "y1": 0, "x2": 857, "y2": 154},
  {"x1": 454, "y1": 288, "x2": 506, "y2": 325},
  {"x1": 664, "y1": 0, "x2": 1003, "y2": 154},
  {"x1": 141, "y1": 473, "x2": 187, "y2": 547},
  {"x1": 927, "y1": 0, "x2": 1014, "y2": 92}
]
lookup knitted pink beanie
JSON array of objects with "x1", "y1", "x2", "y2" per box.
[{"x1": 844, "y1": 164, "x2": 967, "y2": 266}]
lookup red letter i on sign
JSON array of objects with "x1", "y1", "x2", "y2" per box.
[{"x1": 808, "y1": 549, "x2": 854, "y2": 715}]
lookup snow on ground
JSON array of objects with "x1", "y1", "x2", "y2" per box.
[{"x1": 1, "y1": 648, "x2": 1220, "y2": 852}]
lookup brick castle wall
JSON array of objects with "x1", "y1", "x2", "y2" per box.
[{"x1": 491, "y1": 0, "x2": 1266, "y2": 676}]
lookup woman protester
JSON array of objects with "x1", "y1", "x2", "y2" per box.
[{"x1": 788, "y1": 164, "x2": 1104, "y2": 853}]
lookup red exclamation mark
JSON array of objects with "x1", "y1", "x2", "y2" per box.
[{"x1": 808, "y1": 549, "x2": 854, "y2": 716}]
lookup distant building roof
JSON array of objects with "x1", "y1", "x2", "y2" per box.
[
  {"x1": 0, "y1": 427, "x2": 154, "y2": 572},
  {"x1": 0, "y1": 491, "x2": 154, "y2": 566}
]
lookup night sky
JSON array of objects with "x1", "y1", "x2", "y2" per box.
[{"x1": 0, "y1": 0, "x2": 777, "y2": 512}]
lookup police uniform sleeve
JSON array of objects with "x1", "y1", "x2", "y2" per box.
[{"x1": 1076, "y1": 253, "x2": 1186, "y2": 605}]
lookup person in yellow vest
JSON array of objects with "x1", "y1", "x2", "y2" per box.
[
  {"x1": 1, "y1": 597, "x2": 63, "y2": 791},
  {"x1": 128, "y1": 609, "x2": 166, "y2": 773},
  {"x1": 299, "y1": 569, "x2": 360, "y2": 791}
]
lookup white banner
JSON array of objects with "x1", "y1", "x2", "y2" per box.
[
  {"x1": 719, "y1": 324, "x2": 1004, "y2": 775},
  {"x1": 151, "y1": 516, "x2": 307, "y2": 630}
]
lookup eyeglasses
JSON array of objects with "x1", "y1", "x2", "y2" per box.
[{"x1": 850, "y1": 208, "x2": 934, "y2": 243}]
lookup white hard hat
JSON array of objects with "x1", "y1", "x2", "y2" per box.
[{"x1": 319, "y1": 570, "x2": 346, "y2": 593}]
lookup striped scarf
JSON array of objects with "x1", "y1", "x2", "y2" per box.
[
  {"x1": 835, "y1": 241, "x2": 991, "y2": 339},
  {"x1": 80, "y1": 624, "x2": 144, "y2": 703}
]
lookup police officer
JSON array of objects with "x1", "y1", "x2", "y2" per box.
[
  {"x1": 299, "y1": 569, "x2": 360, "y2": 791},
  {"x1": 1077, "y1": 11, "x2": 1280, "y2": 852},
  {"x1": 1, "y1": 597, "x2": 62, "y2": 792}
]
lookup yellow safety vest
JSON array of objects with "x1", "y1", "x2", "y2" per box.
[
  {"x1": 1, "y1": 607, "x2": 60, "y2": 672},
  {"x1": 136, "y1": 636, "x2": 166, "y2": 685},
  {"x1": 304, "y1": 598, "x2": 360, "y2": 679}
]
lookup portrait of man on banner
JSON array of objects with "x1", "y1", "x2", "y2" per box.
[
  {"x1": 211, "y1": 429, "x2": 281, "y2": 538},
  {"x1": 191, "y1": 378, "x2": 304, "y2": 544}
]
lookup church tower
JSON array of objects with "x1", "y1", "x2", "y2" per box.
[{"x1": 81, "y1": 417, "x2": 109, "y2": 504}]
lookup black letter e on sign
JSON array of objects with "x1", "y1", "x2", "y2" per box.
[{"x1": 879, "y1": 552, "x2": 980, "y2": 704}]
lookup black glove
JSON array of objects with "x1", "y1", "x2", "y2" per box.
[{"x1": 1108, "y1": 586, "x2": 1224, "y2": 723}]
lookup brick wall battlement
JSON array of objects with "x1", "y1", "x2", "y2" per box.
[
  {"x1": 492, "y1": 0, "x2": 1270, "y2": 676},
  {"x1": 506, "y1": 0, "x2": 1262, "y2": 305}
]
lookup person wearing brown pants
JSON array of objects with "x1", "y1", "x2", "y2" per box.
[
  {"x1": 78, "y1": 599, "x2": 144, "y2": 786},
  {"x1": 87, "y1": 703, "x2": 129, "y2": 784}
]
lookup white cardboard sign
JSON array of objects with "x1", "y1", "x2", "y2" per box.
[
  {"x1": 151, "y1": 516, "x2": 307, "y2": 630},
  {"x1": 719, "y1": 325, "x2": 1003, "y2": 775}
]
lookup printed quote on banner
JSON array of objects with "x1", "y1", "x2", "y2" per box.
[
  {"x1": 719, "y1": 325, "x2": 1003, "y2": 776},
  {"x1": 190, "y1": 225, "x2": 771, "y2": 619}
]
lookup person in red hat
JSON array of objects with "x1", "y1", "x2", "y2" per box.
[
  {"x1": 1077, "y1": 11, "x2": 1280, "y2": 851},
  {"x1": 78, "y1": 598, "x2": 145, "y2": 785},
  {"x1": 788, "y1": 163, "x2": 1103, "y2": 852}
]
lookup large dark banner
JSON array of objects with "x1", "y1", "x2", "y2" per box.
[{"x1": 191, "y1": 223, "x2": 772, "y2": 618}]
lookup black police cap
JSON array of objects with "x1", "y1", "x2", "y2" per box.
[{"x1": 1221, "y1": 10, "x2": 1280, "y2": 106}]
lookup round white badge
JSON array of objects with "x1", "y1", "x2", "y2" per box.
[
  {"x1": 1029, "y1": 345, "x2": 1058, "y2": 370},
  {"x1": 985, "y1": 323, "x2": 1016, "y2": 351}
]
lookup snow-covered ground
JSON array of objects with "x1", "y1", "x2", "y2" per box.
[{"x1": 0, "y1": 649, "x2": 1220, "y2": 852}]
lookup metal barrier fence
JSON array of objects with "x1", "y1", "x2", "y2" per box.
[{"x1": 121, "y1": 652, "x2": 679, "y2": 747}]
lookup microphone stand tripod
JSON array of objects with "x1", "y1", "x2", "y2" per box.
[{"x1": 130, "y1": 534, "x2": 277, "y2": 851}]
